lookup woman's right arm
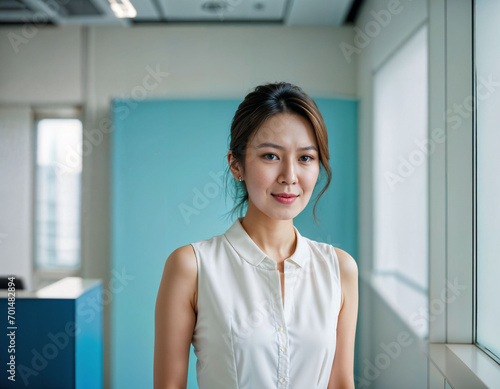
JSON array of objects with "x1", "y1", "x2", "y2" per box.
[{"x1": 154, "y1": 244, "x2": 198, "y2": 389}]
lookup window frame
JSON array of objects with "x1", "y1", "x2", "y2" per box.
[
  {"x1": 471, "y1": 0, "x2": 500, "y2": 367},
  {"x1": 428, "y1": 0, "x2": 500, "y2": 386},
  {"x1": 428, "y1": 0, "x2": 473, "y2": 347},
  {"x1": 32, "y1": 106, "x2": 84, "y2": 285}
]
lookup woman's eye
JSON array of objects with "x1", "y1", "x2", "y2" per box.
[{"x1": 263, "y1": 154, "x2": 314, "y2": 162}]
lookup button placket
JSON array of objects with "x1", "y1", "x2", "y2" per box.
[
  {"x1": 278, "y1": 262, "x2": 298, "y2": 388},
  {"x1": 266, "y1": 265, "x2": 287, "y2": 389},
  {"x1": 266, "y1": 258, "x2": 302, "y2": 388}
]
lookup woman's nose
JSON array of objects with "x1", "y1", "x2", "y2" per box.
[{"x1": 279, "y1": 159, "x2": 297, "y2": 184}]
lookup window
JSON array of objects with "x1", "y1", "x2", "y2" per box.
[
  {"x1": 372, "y1": 25, "x2": 429, "y2": 337},
  {"x1": 35, "y1": 117, "x2": 82, "y2": 271},
  {"x1": 475, "y1": 0, "x2": 500, "y2": 364}
]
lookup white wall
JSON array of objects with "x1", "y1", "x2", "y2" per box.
[
  {"x1": 0, "y1": 23, "x2": 356, "y2": 389},
  {"x1": 89, "y1": 25, "x2": 357, "y2": 103},
  {"x1": 0, "y1": 26, "x2": 83, "y2": 104},
  {"x1": 0, "y1": 107, "x2": 33, "y2": 291}
]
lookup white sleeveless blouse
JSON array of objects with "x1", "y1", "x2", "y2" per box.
[{"x1": 190, "y1": 217, "x2": 342, "y2": 389}]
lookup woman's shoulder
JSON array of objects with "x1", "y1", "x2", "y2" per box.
[
  {"x1": 332, "y1": 247, "x2": 358, "y2": 310},
  {"x1": 333, "y1": 247, "x2": 358, "y2": 278},
  {"x1": 171, "y1": 230, "x2": 227, "y2": 271},
  {"x1": 167, "y1": 244, "x2": 198, "y2": 274},
  {"x1": 161, "y1": 245, "x2": 198, "y2": 292},
  {"x1": 160, "y1": 245, "x2": 198, "y2": 312}
]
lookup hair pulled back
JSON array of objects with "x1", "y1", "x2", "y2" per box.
[{"x1": 223, "y1": 81, "x2": 332, "y2": 224}]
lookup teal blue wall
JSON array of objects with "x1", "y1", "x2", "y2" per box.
[{"x1": 111, "y1": 97, "x2": 358, "y2": 389}]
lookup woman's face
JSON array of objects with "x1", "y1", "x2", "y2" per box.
[{"x1": 242, "y1": 112, "x2": 320, "y2": 221}]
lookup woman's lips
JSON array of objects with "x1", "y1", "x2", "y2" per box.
[{"x1": 272, "y1": 194, "x2": 298, "y2": 204}]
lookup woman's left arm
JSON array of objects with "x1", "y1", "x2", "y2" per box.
[{"x1": 328, "y1": 247, "x2": 359, "y2": 389}]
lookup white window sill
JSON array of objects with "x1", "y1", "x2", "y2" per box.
[
  {"x1": 429, "y1": 344, "x2": 500, "y2": 389},
  {"x1": 0, "y1": 277, "x2": 102, "y2": 299}
]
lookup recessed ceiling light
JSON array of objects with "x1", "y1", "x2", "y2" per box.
[{"x1": 108, "y1": 0, "x2": 137, "y2": 18}]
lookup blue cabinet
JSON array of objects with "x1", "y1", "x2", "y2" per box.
[{"x1": 0, "y1": 277, "x2": 103, "y2": 389}]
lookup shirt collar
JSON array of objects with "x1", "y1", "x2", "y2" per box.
[{"x1": 224, "y1": 217, "x2": 310, "y2": 269}]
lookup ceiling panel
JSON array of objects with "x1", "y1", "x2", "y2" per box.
[
  {"x1": 132, "y1": 0, "x2": 161, "y2": 19},
  {"x1": 0, "y1": 0, "x2": 357, "y2": 26},
  {"x1": 286, "y1": 0, "x2": 354, "y2": 26},
  {"x1": 157, "y1": 0, "x2": 286, "y2": 22}
]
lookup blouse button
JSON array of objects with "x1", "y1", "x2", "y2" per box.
[
  {"x1": 280, "y1": 377, "x2": 287, "y2": 383},
  {"x1": 278, "y1": 326, "x2": 285, "y2": 332},
  {"x1": 281, "y1": 346, "x2": 287, "y2": 353}
]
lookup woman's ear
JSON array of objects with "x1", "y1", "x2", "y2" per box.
[{"x1": 227, "y1": 150, "x2": 241, "y2": 181}]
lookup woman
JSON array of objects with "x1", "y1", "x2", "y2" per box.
[{"x1": 154, "y1": 82, "x2": 358, "y2": 389}]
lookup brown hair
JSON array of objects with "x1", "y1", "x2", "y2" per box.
[{"x1": 223, "y1": 81, "x2": 332, "y2": 225}]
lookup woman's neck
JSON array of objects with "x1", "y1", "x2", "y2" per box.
[{"x1": 239, "y1": 213, "x2": 296, "y2": 262}]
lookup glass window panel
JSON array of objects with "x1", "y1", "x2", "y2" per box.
[
  {"x1": 35, "y1": 118, "x2": 82, "y2": 269},
  {"x1": 372, "y1": 26, "x2": 429, "y2": 336},
  {"x1": 475, "y1": 0, "x2": 500, "y2": 363}
]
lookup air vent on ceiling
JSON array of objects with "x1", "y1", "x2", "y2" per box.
[
  {"x1": 0, "y1": 0, "x2": 30, "y2": 12},
  {"x1": 39, "y1": 0, "x2": 103, "y2": 17}
]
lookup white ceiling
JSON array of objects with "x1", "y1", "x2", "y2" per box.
[{"x1": 0, "y1": 0, "x2": 356, "y2": 26}]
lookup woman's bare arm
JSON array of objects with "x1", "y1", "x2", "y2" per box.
[
  {"x1": 328, "y1": 247, "x2": 359, "y2": 389},
  {"x1": 154, "y1": 244, "x2": 198, "y2": 389}
]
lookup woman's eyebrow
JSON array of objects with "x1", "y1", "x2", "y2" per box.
[{"x1": 255, "y1": 142, "x2": 318, "y2": 152}]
